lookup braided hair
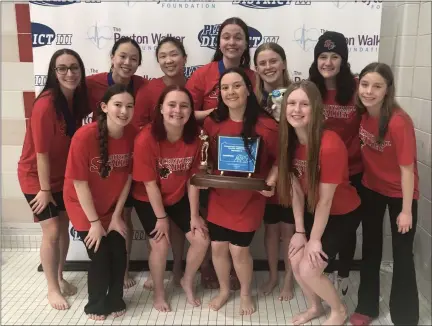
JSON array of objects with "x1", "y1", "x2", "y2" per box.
[{"x1": 97, "y1": 83, "x2": 134, "y2": 178}]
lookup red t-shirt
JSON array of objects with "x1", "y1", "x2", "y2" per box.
[
  {"x1": 132, "y1": 124, "x2": 201, "y2": 206},
  {"x1": 85, "y1": 72, "x2": 147, "y2": 124},
  {"x1": 293, "y1": 130, "x2": 360, "y2": 215},
  {"x1": 323, "y1": 87, "x2": 363, "y2": 176},
  {"x1": 18, "y1": 91, "x2": 77, "y2": 194},
  {"x1": 63, "y1": 122, "x2": 137, "y2": 231},
  {"x1": 204, "y1": 115, "x2": 278, "y2": 232},
  {"x1": 186, "y1": 61, "x2": 256, "y2": 112},
  {"x1": 134, "y1": 77, "x2": 166, "y2": 129},
  {"x1": 359, "y1": 109, "x2": 419, "y2": 199}
]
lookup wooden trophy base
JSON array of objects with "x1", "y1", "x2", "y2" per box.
[{"x1": 190, "y1": 173, "x2": 271, "y2": 191}]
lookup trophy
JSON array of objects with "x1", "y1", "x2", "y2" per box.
[{"x1": 191, "y1": 130, "x2": 271, "y2": 191}]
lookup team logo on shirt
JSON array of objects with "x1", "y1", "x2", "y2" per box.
[
  {"x1": 90, "y1": 153, "x2": 132, "y2": 177},
  {"x1": 232, "y1": 1, "x2": 311, "y2": 9},
  {"x1": 293, "y1": 159, "x2": 307, "y2": 178},
  {"x1": 157, "y1": 157, "x2": 194, "y2": 179},
  {"x1": 198, "y1": 24, "x2": 279, "y2": 49},
  {"x1": 31, "y1": 22, "x2": 73, "y2": 48},
  {"x1": 359, "y1": 125, "x2": 391, "y2": 152},
  {"x1": 323, "y1": 104, "x2": 356, "y2": 119}
]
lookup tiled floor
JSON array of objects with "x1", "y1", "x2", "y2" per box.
[{"x1": 1, "y1": 250, "x2": 431, "y2": 325}]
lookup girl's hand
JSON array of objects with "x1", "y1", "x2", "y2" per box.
[
  {"x1": 150, "y1": 218, "x2": 171, "y2": 245},
  {"x1": 397, "y1": 211, "x2": 413, "y2": 234},
  {"x1": 29, "y1": 190, "x2": 57, "y2": 215},
  {"x1": 304, "y1": 239, "x2": 328, "y2": 269},
  {"x1": 190, "y1": 215, "x2": 208, "y2": 239},
  {"x1": 84, "y1": 221, "x2": 107, "y2": 252},
  {"x1": 288, "y1": 232, "x2": 307, "y2": 259},
  {"x1": 108, "y1": 217, "x2": 128, "y2": 239}
]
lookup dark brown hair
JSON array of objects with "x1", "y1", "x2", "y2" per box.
[
  {"x1": 97, "y1": 84, "x2": 134, "y2": 178},
  {"x1": 356, "y1": 62, "x2": 401, "y2": 144},
  {"x1": 277, "y1": 80, "x2": 324, "y2": 212},
  {"x1": 151, "y1": 85, "x2": 198, "y2": 144}
]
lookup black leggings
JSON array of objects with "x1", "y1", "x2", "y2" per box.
[
  {"x1": 77, "y1": 231, "x2": 127, "y2": 316},
  {"x1": 355, "y1": 186, "x2": 419, "y2": 325}
]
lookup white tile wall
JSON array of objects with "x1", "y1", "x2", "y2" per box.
[
  {"x1": 412, "y1": 67, "x2": 432, "y2": 100},
  {"x1": 418, "y1": 1, "x2": 432, "y2": 35},
  {"x1": 1, "y1": 34, "x2": 19, "y2": 63},
  {"x1": 0, "y1": 2, "x2": 17, "y2": 35},
  {"x1": 1, "y1": 62, "x2": 35, "y2": 92},
  {"x1": 378, "y1": 37, "x2": 396, "y2": 65},
  {"x1": 398, "y1": 4, "x2": 420, "y2": 36},
  {"x1": 393, "y1": 67, "x2": 414, "y2": 96},
  {"x1": 1, "y1": 91, "x2": 25, "y2": 119},
  {"x1": 415, "y1": 34, "x2": 432, "y2": 67},
  {"x1": 1, "y1": 172, "x2": 23, "y2": 198},
  {"x1": 395, "y1": 36, "x2": 417, "y2": 67},
  {"x1": 1, "y1": 145, "x2": 23, "y2": 174}
]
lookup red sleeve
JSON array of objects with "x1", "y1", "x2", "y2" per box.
[
  {"x1": 134, "y1": 84, "x2": 153, "y2": 128},
  {"x1": 390, "y1": 113, "x2": 416, "y2": 166},
  {"x1": 65, "y1": 129, "x2": 90, "y2": 181},
  {"x1": 31, "y1": 95, "x2": 55, "y2": 153},
  {"x1": 132, "y1": 127, "x2": 158, "y2": 182},
  {"x1": 186, "y1": 68, "x2": 205, "y2": 111},
  {"x1": 319, "y1": 131, "x2": 348, "y2": 185}
]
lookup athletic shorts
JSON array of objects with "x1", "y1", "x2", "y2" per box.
[
  {"x1": 23, "y1": 191, "x2": 65, "y2": 222},
  {"x1": 207, "y1": 221, "x2": 255, "y2": 247},
  {"x1": 133, "y1": 196, "x2": 191, "y2": 238},
  {"x1": 263, "y1": 204, "x2": 295, "y2": 224}
]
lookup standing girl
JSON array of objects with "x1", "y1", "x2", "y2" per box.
[
  {"x1": 86, "y1": 36, "x2": 146, "y2": 289},
  {"x1": 64, "y1": 84, "x2": 136, "y2": 321},
  {"x1": 17, "y1": 48, "x2": 89, "y2": 310},
  {"x1": 308, "y1": 31, "x2": 362, "y2": 295},
  {"x1": 134, "y1": 38, "x2": 188, "y2": 290},
  {"x1": 278, "y1": 80, "x2": 361, "y2": 325},
  {"x1": 187, "y1": 16, "x2": 256, "y2": 121},
  {"x1": 186, "y1": 16, "x2": 256, "y2": 290},
  {"x1": 204, "y1": 68, "x2": 278, "y2": 315},
  {"x1": 350, "y1": 63, "x2": 419, "y2": 326},
  {"x1": 254, "y1": 42, "x2": 295, "y2": 301},
  {"x1": 132, "y1": 85, "x2": 209, "y2": 312}
]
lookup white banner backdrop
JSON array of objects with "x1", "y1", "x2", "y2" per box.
[{"x1": 29, "y1": 0, "x2": 382, "y2": 261}]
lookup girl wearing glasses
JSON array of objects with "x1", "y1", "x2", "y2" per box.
[{"x1": 17, "y1": 48, "x2": 90, "y2": 310}]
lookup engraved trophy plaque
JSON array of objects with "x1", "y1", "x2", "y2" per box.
[{"x1": 191, "y1": 130, "x2": 271, "y2": 191}]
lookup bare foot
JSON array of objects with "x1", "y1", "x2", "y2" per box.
[
  {"x1": 47, "y1": 291, "x2": 69, "y2": 310},
  {"x1": 208, "y1": 291, "x2": 230, "y2": 311},
  {"x1": 292, "y1": 306, "x2": 324, "y2": 325},
  {"x1": 259, "y1": 277, "x2": 278, "y2": 295},
  {"x1": 278, "y1": 274, "x2": 294, "y2": 301},
  {"x1": 87, "y1": 314, "x2": 106, "y2": 321},
  {"x1": 323, "y1": 305, "x2": 347, "y2": 325},
  {"x1": 59, "y1": 279, "x2": 77, "y2": 297},
  {"x1": 239, "y1": 295, "x2": 255, "y2": 315},
  {"x1": 143, "y1": 275, "x2": 154, "y2": 291},
  {"x1": 153, "y1": 292, "x2": 171, "y2": 312},
  {"x1": 180, "y1": 277, "x2": 201, "y2": 307},
  {"x1": 111, "y1": 309, "x2": 126, "y2": 318},
  {"x1": 124, "y1": 273, "x2": 136, "y2": 289}
]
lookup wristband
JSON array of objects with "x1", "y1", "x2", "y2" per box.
[
  {"x1": 157, "y1": 214, "x2": 168, "y2": 220},
  {"x1": 89, "y1": 218, "x2": 100, "y2": 223},
  {"x1": 295, "y1": 231, "x2": 306, "y2": 234},
  {"x1": 40, "y1": 189, "x2": 51, "y2": 192}
]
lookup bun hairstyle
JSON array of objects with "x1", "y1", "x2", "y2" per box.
[{"x1": 97, "y1": 84, "x2": 134, "y2": 178}]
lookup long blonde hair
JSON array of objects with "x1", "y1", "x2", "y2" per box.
[
  {"x1": 253, "y1": 42, "x2": 291, "y2": 107},
  {"x1": 277, "y1": 80, "x2": 324, "y2": 212}
]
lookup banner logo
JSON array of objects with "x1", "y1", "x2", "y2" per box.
[
  {"x1": 198, "y1": 24, "x2": 278, "y2": 49},
  {"x1": 31, "y1": 22, "x2": 73, "y2": 47},
  {"x1": 333, "y1": 0, "x2": 382, "y2": 9},
  {"x1": 30, "y1": 0, "x2": 101, "y2": 5},
  {"x1": 87, "y1": 23, "x2": 114, "y2": 49},
  {"x1": 293, "y1": 25, "x2": 320, "y2": 51},
  {"x1": 184, "y1": 65, "x2": 203, "y2": 79},
  {"x1": 34, "y1": 74, "x2": 47, "y2": 87},
  {"x1": 159, "y1": 0, "x2": 216, "y2": 9},
  {"x1": 69, "y1": 227, "x2": 82, "y2": 241},
  {"x1": 232, "y1": 1, "x2": 311, "y2": 9}
]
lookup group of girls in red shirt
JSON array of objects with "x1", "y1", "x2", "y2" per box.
[{"x1": 17, "y1": 16, "x2": 419, "y2": 326}]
